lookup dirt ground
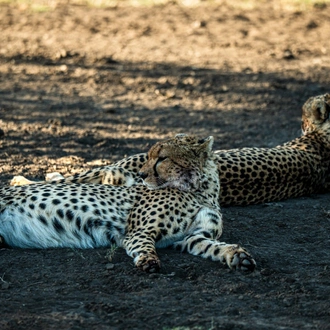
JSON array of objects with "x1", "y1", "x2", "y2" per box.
[{"x1": 1, "y1": 1, "x2": 330, "y2": 329}]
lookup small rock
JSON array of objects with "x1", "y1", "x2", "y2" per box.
[
  {"x1": 105, "y1": 263, "x2": 115, "y2": 270},
  {"x1": 55, "y1": 49, "x2": 67, "y2": 59},
  {"x1": 1, "y1": 282, "x2": 9, "y2": 290},
  {"x1": 59, "y1": 64, "x2": 68, "y2": 72},
  {"x1": 283, "y1": 49, "x2": 295, "y2": 60},
  {"x1": 192, "y1": 20, "x2": 207, "y2": 29},
  {"x1": 306, "y1": 20, "x2": 318, "y2": 29},
  {"x1": 221, "y1": 85, "x2": 229, "y2": 92}
]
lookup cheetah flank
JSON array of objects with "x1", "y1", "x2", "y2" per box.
[{"x1": 1, "y1": 135, "x2": 256, "y2": 273}]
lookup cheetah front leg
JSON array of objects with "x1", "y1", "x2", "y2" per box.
[
  {"x1": 175, "y1": 236, "x2": 256, "y2": 272},
  {"x1": 123, "y1": 231, "x2": 160, "y2": 273},
  {"x1": 173, "y1": 208, "x2": 256, "y2": 272}
]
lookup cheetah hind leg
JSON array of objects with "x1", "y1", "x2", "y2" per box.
[
  {"x1": 10, "y1": 172, "x2": 64, "y2": 186},
  {"x1": 10, "y1": 175, "x2": 41, "y2": 186},
  {"x1": 101, "y1": 167, "x2": 142, "y2": 187},
  {"x1": 173, "y1": 234, "x2": 256, "y2": 272},
  {"x1": 45, "y1": 172, "x2": 65, "y2": 181},
  {"x1": 10, "y1": 166, "x2": 142, "y2": 187}
]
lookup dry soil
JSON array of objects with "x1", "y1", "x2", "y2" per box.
[{"x1": 1, "y1": 2, "x2": 330, "y2": 329}]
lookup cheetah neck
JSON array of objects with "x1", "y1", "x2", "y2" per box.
[
  {"x1": 283, "y1": 130, "x2": 330, "y2": 156},
  {"x1": 316, "y1": 127, "x2": 330, "y2": 150},
  {"x1": 193, "y1": 155, "x2": 221, "y2": 211}
]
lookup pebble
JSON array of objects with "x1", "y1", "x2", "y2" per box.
[{"x1": 105, "y1": 263, "x2": 115, "y2": 270}]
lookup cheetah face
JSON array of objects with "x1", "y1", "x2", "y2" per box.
[
  {"x1": 139, "y1": 134, "x2": 213, "y2": 191},
  {"x1": 302, "y1": 93, "x2": 330, "y2": 134}
]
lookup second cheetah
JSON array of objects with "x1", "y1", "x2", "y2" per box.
[{"x1": 12, "y1": 94, "x2": 330, "y2": 206}]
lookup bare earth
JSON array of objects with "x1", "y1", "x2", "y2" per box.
[{"x1": 1, "y1": 2, "x2": 330, "y2": 329}]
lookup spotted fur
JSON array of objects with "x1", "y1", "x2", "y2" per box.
[
  {"x1": 1, "y1": 135, "x2": 256, "y2": 273},
  {"x1": 12, "y1": 94, "x2": 330, "y2": 206}
]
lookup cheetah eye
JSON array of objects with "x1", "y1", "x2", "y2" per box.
[
  {"x1": 156, "y1": 157, "x2": 167, "y2": 164},
  {"x1": 153, "y1": 157, "x2": 167, "y2": 178}
]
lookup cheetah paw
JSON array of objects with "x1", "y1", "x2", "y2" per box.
[
  {"x1": 45, "y1": 172, "x2": 65, "y2": 182},
  {"x1": 136, "y1": 256, "x2": 161, "y2": 273},
  {"x1": 230, "y1": 249, "x2": 256, "y2": 272},
  {"x1": 10, "y1": 176, "x2": 36, "y2": 186}
]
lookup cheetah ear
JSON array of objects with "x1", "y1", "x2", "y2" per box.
[
  {"x1": 311, "y1": 98, "x2": 328, "y2": 122},
  {"x1": 317, "y1": 101, "x2": 330, "y2": 122},
  {"x1": 175, "y1": 133, "x2": 187, "y2": 138},
  {"x1": 198, "y1": 136, "x2": 214, "y2": 154}
]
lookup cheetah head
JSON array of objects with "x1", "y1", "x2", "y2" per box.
[
  {"x1": 139, "y1": 134, "x2": 214, "y2": 191},
  {"x1": 302, "y1": 93, "x2": 330, "y2": 135}
]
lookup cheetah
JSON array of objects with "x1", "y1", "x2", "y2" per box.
[
  {"x1": 11, "y1": 94, "x2": 330, "y2": 206},
  {"x1": 0, "y1": 135, "x2": 256, "y2": 273}
]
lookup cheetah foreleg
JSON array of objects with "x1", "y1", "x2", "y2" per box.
[
  {"x1": 174, "y1": 234, "x2": 255, "y2": 272},
  {"x1": 173, "y1": 208, "x2": 256, "y2": 272},
  {"x1": 123, "y1": 232, "x2": 160, "y2": 273}
]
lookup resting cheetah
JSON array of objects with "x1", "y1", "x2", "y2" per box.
[
  {"x1": 0, "y1": 135, "x2": 256, "y2": 273},
  {"x1": 12, "y1": 94, "x2": 330, "y2": 206}
]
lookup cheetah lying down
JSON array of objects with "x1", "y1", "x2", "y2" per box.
[
  {"x1": 12, "y1": 94, "x2": 330, "y2": 206},
  {"x1": 0, "y1": 135, "x2": 256, "y2": 273}
]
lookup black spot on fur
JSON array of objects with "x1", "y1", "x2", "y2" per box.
[
  {"x1": 81, "y1": 205, "x2": 89, "y2": 212},
  {"x1": 66, "y1": 210, "x2": 74, "y2": 222},
  {"x1": 52, "y1": 217, "x2": 65, "y2": 232},
  {"x1": 38, "y1": 215, "x2": 48, "y2": 226},
  {"x1": 76, "y1": 217, "x2": 82, "y2": 230},
  {"x1": 94, "y1": 209, "x2": 101, "y2": 216},
  {"x1": 39, "y1": 203, "x2": 46, "y2": 210},
  {"x1": 56, "y1": 209, "x2": 64, "y2": 219},
  {"x1": 188, "y1": 237, "x2": 206, "y2": 251}
]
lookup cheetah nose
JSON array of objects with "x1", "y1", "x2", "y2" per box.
[{"x1": 139, "y1": 172, "x2": 148, "y2": 180}]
